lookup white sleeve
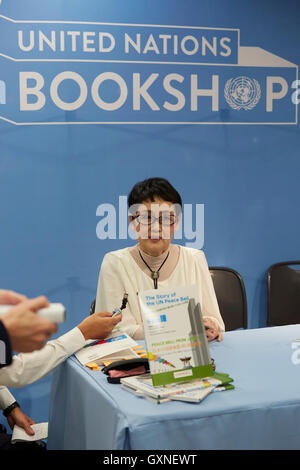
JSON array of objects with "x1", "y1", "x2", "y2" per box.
[
  {"x1": 0, "y1": 327, "x2": 85, "y2": 388},
  {"x1": 197, "y1": 251, "x2": 225, "y2": 332},
  {"x1": 95, "y1": 253, "x2": 141, "y2": 339},
  {"x1": 0, "y1": 386, "x2": 15, "y2": 410}
]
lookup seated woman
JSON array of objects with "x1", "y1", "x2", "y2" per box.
[{"x1": 95, "y1": 177, "x2": 225, "y2": 341}]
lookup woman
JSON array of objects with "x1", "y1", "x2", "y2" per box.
[{"x1": 95, "y1": 177, "x2": 225, "y2": 340}]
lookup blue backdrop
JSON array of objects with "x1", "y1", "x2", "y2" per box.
[{"x1": 0, "y1": 0, "x2": 299, "y2": 424}]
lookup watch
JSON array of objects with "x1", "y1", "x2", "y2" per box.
[{"x1": 3, "y1": 401, "x2": 20, "y2": 417}]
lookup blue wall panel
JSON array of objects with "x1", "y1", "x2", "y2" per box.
[{"x1": 0, "y1": 0, "x2": 299, "y2": 424}]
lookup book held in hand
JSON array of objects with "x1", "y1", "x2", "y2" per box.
[{"x1": 75, "y1": 331, "x2": 139, "y2": 366}]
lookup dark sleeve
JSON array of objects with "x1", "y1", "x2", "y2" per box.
[{"x1": 0, "y1": 320, "x2": 12, "y2": 368}]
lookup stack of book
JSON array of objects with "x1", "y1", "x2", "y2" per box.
[{"x1": 121, "y1": 372, "x2": 234, "y2": 404}]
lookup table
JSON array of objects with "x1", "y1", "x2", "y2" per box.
[{"x1": 48, "y1": 325, "x2": 300, "y2": 450}]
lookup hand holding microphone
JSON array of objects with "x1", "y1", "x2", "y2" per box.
[{"x1": 0, "y1": 291, "x2": 62, "y2": 353}]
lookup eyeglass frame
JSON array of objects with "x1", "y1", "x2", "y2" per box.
[{"x1": 131, "y1": 211, "x2": 177, "y2": 227}]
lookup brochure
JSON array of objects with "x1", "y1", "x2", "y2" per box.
[
  {"x1": 138, "y1": 285, "x2": 214, "y2": 386},
  {"x1": 75, "y1": 331, "x2": 138, "y2": 366}
]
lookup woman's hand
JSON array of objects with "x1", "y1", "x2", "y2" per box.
[{"x1": 204, "y1": 317, "x2": 222, "y2": 342}]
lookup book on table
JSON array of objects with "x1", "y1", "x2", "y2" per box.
[
  {"x1": 138, "y1": 284, "x2": 216, "y2": 386},
  {"x1": 121, "y1": 372, "x2": 234, "y2": 403}
]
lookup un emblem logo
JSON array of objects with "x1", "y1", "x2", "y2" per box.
[{"x1": 224, "y1": 76, "x2": 261, "y2": 110}]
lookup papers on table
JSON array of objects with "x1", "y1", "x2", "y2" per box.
[{"x1": 121, "y1": 372, "x2": 234, "y2": 403}]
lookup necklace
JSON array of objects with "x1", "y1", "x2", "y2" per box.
[{"x1": 139, "y1": 250, "x2": 170, "y2": 289}]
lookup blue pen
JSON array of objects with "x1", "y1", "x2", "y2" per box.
[{"x1": 112, "y1": 307, "x2": 122, "y2": 317}]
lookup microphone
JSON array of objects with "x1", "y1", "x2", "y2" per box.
[{"x1": 0, "y1": 303, "x2": 66, "y2": 323}]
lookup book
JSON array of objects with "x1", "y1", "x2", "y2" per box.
[
  {"x1": 169, "y1": 385, "x2": 215, "y2": 403},
  {"x1": 213, "y1": 384, "x2": 235, "y2": 392},
  {"x1": 121, "y1": 373, "x2": 234, "y2": 403},
  {"x1": 138, "y1": 285, "x2": 214, "y2": 386},
  {"x1": 122, "y1": 381, "x2": 172, "y2": 404},
  {"x1": 121, "y1": 383, "x2": 145, "y2": 397},
  {"x1": 75, "y1": 331, "x2": 139, "y2": 366},
  {"x1": 121, "y1": 372, "x2": 233, "y2": 400},
  {"x1": 145, "y1": 395, "x2": 172, "y2": 405}
]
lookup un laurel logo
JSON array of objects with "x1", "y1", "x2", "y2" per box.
[{"x1": 224, "y1": 76, "x2": 261, "y2": 110}]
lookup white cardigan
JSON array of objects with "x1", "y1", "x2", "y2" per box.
[{"x1": 95, "y1": 246, "x2": 225, "y2": 339}]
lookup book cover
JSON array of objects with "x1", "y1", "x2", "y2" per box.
[
  {"x1": 138, "y1": 285, "x2": 214, "y2": 386},
  {"x1": 170, "y1": 385, "x2": 215, "y2": 403},
  {"x1": 74, "y1": 331, "x2": 138, "y2": 366}
]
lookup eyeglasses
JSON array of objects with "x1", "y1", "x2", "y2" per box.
[{"x1": 133, "y1": 213, "x2": 177, "y2": 227}]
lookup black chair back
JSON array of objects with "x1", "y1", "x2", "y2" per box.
[
  {"x1": 209, "y1": 267, "x2": 248, "y2": 331},
  {"x1": 91, "y1": 267, "x2": 248, "y2": 330},
  {"x1": 267, "y1": 261, "x2": 300, "y2": 326}
]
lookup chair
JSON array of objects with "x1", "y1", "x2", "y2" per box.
[
  {"x1": 267, "y1": 261, "x2": 300, "y2": 326},
  {"x1": 91, "y1": 268, "x2": 248, "y2": 330},
  {"x1": 209, "y1": 267, "x2": 248, "y2": 331}
]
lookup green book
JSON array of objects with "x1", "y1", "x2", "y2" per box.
[{"x1": 138, "y1": 285, "x2": 216, "y2": 386}]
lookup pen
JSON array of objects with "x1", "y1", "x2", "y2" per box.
[
  {"x1": 112, "y1": 308, "x2": 122, "y2": 317},
  {"x1": 112, "y1": 293, "x2": 128, "y2": 317}
]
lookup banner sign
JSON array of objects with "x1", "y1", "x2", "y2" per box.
[{"x1": 0, "y1": 15, "x2": 298, "y2": 125}]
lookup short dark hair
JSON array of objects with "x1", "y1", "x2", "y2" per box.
[{"x1": 128, "y1": 177, "x2": 182, "y2": 215}]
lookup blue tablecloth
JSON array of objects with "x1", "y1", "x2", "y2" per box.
[{"x1": 48, "y1": 325, "x2": 300, "y2": 450}]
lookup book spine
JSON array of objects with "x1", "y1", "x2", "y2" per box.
[{"x1": 188, "y1": 298, "x2": 211, "y2": 366}]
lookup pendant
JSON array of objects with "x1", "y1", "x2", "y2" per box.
[{"x1": 152, "y1": 271, "x2": 159, "y2": 280}]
